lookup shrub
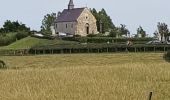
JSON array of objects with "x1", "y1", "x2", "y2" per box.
[
  {"x1": 164, "y1": 51, "x2": 170, "y2": 62},
  {"x1": 16, "y1": 31, "x2": 29, "y2": 40},
  {"x1": 0, "y1": 60, "x2": 7, "y2": 69},
  {"x1": 109, "y1": 30, "x2": 117, "y2": 37},
  {"x1": 73, "y1": 35, "x2": 81, "y2": 37},
  {"x1": 87, "y1": 34, "x2": 97, "y2": 37},
  {"x1": 0, "y1": 33, "x2": 17, "y2": 46}
]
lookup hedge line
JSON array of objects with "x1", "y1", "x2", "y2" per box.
[{"x1": 62, "y1": 37, "x2": 153, "y2": 44}]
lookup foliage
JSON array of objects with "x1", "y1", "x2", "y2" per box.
[
  {"x1": 117, "y1": 24, "x2": 130, "y2": 37},
  {"x1": 41, "y1": 13, "x2": 56, "y2": 35},
  {"x1": 157, "y1": 22, "x2": 170, "y2": 41},
  {"x1": 62, "y1": 37, "x2": 152, "y2": 44},
  {"x1": 0, "y1": 60, "x2": 7, "y2": 69},
  {"x1": 164, "y1": 51, "x2": 170, "y2": 62},
  {"x1": 16, "y1": 31, "x2": 30, "y2": 40},
  {"x1": 0, "y1": 33, "x2": 17, "y2": 46},
  {"x1": 73, "y1": 34, "x2": 81, "y2": 37},
  {"x1": 0, "y1": 20, "x2": 31, "y2": 46},
  {"x1": 137, "y1": 26, "x2": 146, "y2": 38},
  {"x1": 109, "y1": 28, "x2": 118, "y2": 37},
  {"x1": 0, "y1": 20, "x2": 30, "y2": 33},
  {"x1": 91, "y1": 8, "x2": 115, "y2": 33},
  {"x1": 87, "y1": 34, "x2": 98, "y2": 37}
]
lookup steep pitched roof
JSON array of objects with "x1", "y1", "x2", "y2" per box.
[{"x1": 56, "y1": 8, "x2": 85, "y2": 22}]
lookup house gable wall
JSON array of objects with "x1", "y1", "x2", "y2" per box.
[{"x1": 76, "y1": 8, "x2": 98, "y2": 36}]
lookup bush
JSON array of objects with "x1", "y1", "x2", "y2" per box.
[
  {"x1": 16, "y1": 31, "x2": 30, "y2": 40},
  {"x1": 109, "y1": 30, "x2": 117, "y2": 37},
  {"x1": 87, "y1": 34, "x2": 97, "y2": 37},
  {"x1": 0, "y1": 60, "x2": 7, "y2": 69},
  {"x1": 73, "y1": 35, "x2": 81, "y2": 37},
  {"x1": 0, "y1": 33, "x2": 17, "y2": 46},
  {"x1": 164, "y1": 51, "x2": 170, "y2": 62}
]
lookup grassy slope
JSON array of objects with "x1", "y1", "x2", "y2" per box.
[
  {"x1": 0, "y1": 36, "x2": 78, "y2": 49},
  {"x1": 0, "y1": 53, "x2": 170, "y2": 100}
]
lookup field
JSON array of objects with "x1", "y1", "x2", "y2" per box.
[{"x1": 0, "y1": 53, "x2": 170, "y2": 100}]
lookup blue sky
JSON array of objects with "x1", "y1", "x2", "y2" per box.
[{"x1": 0, "y1": 0, "x2": 170, "y2": 36}]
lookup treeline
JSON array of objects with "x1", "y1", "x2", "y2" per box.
[
  {"x1": 90, "y1": 8, "x2": 170, "y2": 40},
  {"x1": 90, "y1": 8, "x2": 130, "y2": 37},
  {"x1": 0, "y1": 20, "x2": 31, "y2": 46}
]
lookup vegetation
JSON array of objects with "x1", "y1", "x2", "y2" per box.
[
  {"x1": 0, "y1": 20, "x2": 30, "y2": 33},
  {"x1": 137, "y1": 26, "x2": 146, "y2": 38},
  {"x1": 62, "y1": 37, "x2": 152, "y2": 44},
  {"x1": 164, "y1": 51, "x2": 170, "y2": 62},
  {"x1": 91, "y1": 8, "x2": 114, "y2": 33},
  {"x1": 0, "y1": 60, "x2": 6, "y2": 69},
  {"x1": 41, "y1": 13, "x2": 56, "y2": 35},
  {"x1": 0, "y1": 20, "x2": 31, "y2": 46},
  {"x1": 0, "y1": 33, "x2": 17, "y2": 46},
  {"x1": 0, "y1": 53, "x2": 170, "y2": 99},
  {"x1": 116, "y1": 24, "x2": 130, "y2": 37},
  {"x1": 0, "y1": 36, "x2": 78, "y2": 50},
  {"x1": 157, "y1": 22, "x2": 170, "y2": 41},
  {"x1": 91, "y1": 8, "x2": 130, "y2": 37}
]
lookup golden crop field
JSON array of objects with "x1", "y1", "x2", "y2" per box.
[{"x1": 0, "y1": 53, "x2": 170, "y2": 100}]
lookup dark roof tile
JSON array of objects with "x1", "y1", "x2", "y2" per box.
[{"x1": 56, "y1": 8, "x2": 85, "y2": 22}]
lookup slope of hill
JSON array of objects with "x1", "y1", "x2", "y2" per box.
[{"x1": 0, "y1": 36, "x2": 78, "y2": 50}]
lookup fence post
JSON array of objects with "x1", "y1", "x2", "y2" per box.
[{"x1": 148, "y1": 92, "x2": 153, "y2": 100}]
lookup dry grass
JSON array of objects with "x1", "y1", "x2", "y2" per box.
[{"x1": 0, "y1": 53, "x2": 170, "y2": 100}]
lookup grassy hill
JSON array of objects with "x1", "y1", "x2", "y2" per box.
[{"x1": 0, "y1": 36, "x2": 78, "y2": 50}]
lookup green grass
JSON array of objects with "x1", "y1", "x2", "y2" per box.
[
  {"x1": 0, "y1": 36, "x2": 78, "y2": 50},
  {"x1": 0, "y1": 53, "x2": 170, "y2": 100}
]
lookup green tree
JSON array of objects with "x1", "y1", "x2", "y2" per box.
[
  {"x1": 137, "y1": 26, "x2": 146, "y2": 38},
  {"x1": 91, "y1": 8, "x2": 115, "y2": 33},
  {"x1": 117, "y1": 24, "x2": 130, "y2": 37},
  {"x1": 2, "y1": 20, "x2": 30, "y2": 33},
  {"x1": 41, "y1": 13, "x2": 56, "y2": 35},
  {"x1": 109, "y1": 28, "x2": 118, "y2": 37},
  {"x1": 157, "y1": 22, "x2": 169, "y2": 41}
]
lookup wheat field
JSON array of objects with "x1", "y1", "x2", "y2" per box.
[{"x1": 0, "y1": 53, "x2": 170, "y2": 100}]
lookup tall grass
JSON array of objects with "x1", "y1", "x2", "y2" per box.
[{"x1": 0, "y1": 53, "x2": 170, "y2": 100}]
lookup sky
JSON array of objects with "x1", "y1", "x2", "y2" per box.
[{"x1": 0, "y1": 0, "x2": 170, "y2": 36}]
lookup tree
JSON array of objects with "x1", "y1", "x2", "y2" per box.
[
  {"x1": 1, "y1": 20, "x2": 30, "y2": 33},
  {"x1": 91, "y1": 8, "x2": 115, "y2": 33},
  {"x1": 117, "y1": 24, "x2": 130, "y2": 37},
  {"x1": 153, "y1": 31, "x2": 159, "y2": 38},
  {"x1": 157, "y1": 22, "x2": 169, "y2": 41},
  {"x1": 137, "y1": 26, "x2": 146, "y2": 38},
  {"x1": 41, "y1": 13, "x2": 56, "y2": 35},
  {"x1": 109, "y1": 28, "x2": 118, "y2": 37}
]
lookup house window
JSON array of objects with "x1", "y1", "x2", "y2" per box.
[
  {"x1": 71, "y1": 24, "x2": 73, "y2": 28},
  {"x1": 66, "y1": 24, "x2": 67, "y2": 28}
]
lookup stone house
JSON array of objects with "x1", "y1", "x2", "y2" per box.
[{"x1": 54, "y1": 0, "x2": 98, "y2": 36}]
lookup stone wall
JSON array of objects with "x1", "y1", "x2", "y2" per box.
[
  {"x1": 55, "y1": 8, "x2": 98, "y2": 36},
  {"x1": 76, "y1": 8, "x2": 98, "y2": 36}
]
